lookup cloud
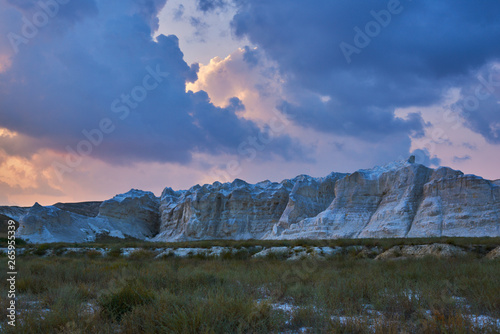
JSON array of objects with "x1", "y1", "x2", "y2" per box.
[
  {"x1": 0, "y1": 148, "x2": 65, "y2": 205},
  {"x1": 187, "y1": 46, "x2": 420, "y2": 173},
  {"x1": 186, "y1": 47, "x2": 284, "y2": 122},
  {"x1": 0, "y1": 0, "x2": 299, "y2": 170},
  {"x1": 189, "y1": 16, "x2": 209, "y2": 41},
  {"x1": 453, "y1": 64, "x2": 500, "y2": 144},
  {"x1": 453, "y1": 155, "x2": 471, "y2": 163},
  {"x1": 186, "y1": 48, "x2": 312, "y2": 163},
  {"x1": 173, "y1": 4, "x2": 184, "y2": 21},
  {"x1": 230, "y1": 0, "x2": 500, "y2": 144},
  {"x1": 196, "y1": 0, "x2": 227, "y2": 13},
  {"x1": 2, "y1": 0, "x2": 500, "y2": 206},
  {"x1": 242, "y1": 45, "x2": 259, "y2": 67},
  {"x1": 462, "y1": 142, "x2": 477, "y2": 151}
]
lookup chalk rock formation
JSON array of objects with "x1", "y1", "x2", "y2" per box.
[
  {"x1": 98, "y1": 189, "x2": 160, "y2": 236},
  {"x1": 14, "y1": 190, "x2": 160, "y2": 243},
  {"x1": 152, "y1": 172, "x2": 348, "y2": 241},
  {"x1": 153, "y1": 179, "x2": 294, "y2": 241},
  {"x1": 0, "y1": 206, "x2": 29, "y2": 223},
  {"x1": 53, "y1": 201, "x2": 102, "y2": 217},
  {"x1": 406, "y1": 171, "x2": 500, "y2": 238},
  {"x1": 270, "y1": 172, "x2": 348, "y2": 237},
  {"x1": 2, "y1": 157, "x2": 499, "y2": 243},
  {"x1": 267, "y1": 158, "x2": 500, "y2": 239}
]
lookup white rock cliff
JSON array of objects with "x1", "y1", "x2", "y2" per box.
[
  {"x1": 8, "y1": 190, "x2": 160, "y2": 243},
  {"x1": 1, "y1": 157, "x2": 499, "y2": 243}
]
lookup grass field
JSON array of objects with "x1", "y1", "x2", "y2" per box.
[{"x1": 1, "y1": 241, "x2": 500, "y2": 333}]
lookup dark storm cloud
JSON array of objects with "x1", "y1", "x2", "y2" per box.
[
  {"x1": 196, "y1": 0, "x2": 227, "y2": 13},
  {"x1": 0, "y1": 0, "x2": 301, "y2": 166},
  {"x1": 230, "y1": 0, "x2": 500, "y2": 143},
  {"x1": 6, "y1": 0, "x2": 98, "y2": 22},
  {"x1": 453, "y1": 64, "x2": 500, "y2": 144}
]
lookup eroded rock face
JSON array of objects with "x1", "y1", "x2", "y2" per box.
[
  {"x1": 5, "y1": 157, "x2": 500, "y2": 243},
  {"x1": 16, "y1": 190, "x2": 160, "y2": 243},
  {"x1": 153, "y1": 179, "x2": 295, "y2": 241},
  {"x1": 0, "y1": 206, "x2": 29, "y2": 223},
  {"x1": 269, "y1": 159, "x2": 428, "y2": 239},
  {"x1": 153, "y1": 172, "x2": 349, "y2": 241},
  {"x1": 18, "y1": 203, "x2": 76, "y2": 243},
  {"x1": 271, "y1": 173, "x2": 348, "y2": 237},
  {"x1": 98, "y1": 189, "x2": 160, "y2": 236},
  {"x1": 407, "y1": 172, "x2": 500, "y2": 237},
  {"x1": 266, "y1": 158, "x2": 500, "y2": 240},
  {"x1": 53, "y1": 201, "x2": 102, "y2": 217}
]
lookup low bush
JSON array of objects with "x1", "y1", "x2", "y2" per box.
[
  {"x1": 127, "y1": 249, "x2": 155, "y2": 260},
  {"x1": 107, "y1": 247, "x2": 122, "y2": 258},
  {"x1": 99, "y1": 281, "x2": 154, "y2": 321}
]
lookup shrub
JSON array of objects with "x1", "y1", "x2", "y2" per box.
[
  {"x1": 290, "y1": 306, "x2": 327, "y2": 329},
  {"x1": 222, "y1": 248, "x2": 251, "y2": 260},
  {"x1": 33, "y1": 244, "x2": 51, "y2": 256},
  {"x1": 265, "y1": 251, "x2": 290, "y2": 261},
  {"x1": 128, "y1": 249, "x2": 155, "y2": 260},
  {"x1": 85, "y1": 250, "x2": 103, "y2": 259},
  {"x1": 99, "y1": 282, "x2": 154, "y2": 321},
  {"x1": 17, "y1": 277, "x2": 47, "y2": 294},
  {"x1": 188, "y1": 251, "x2": 209, "y2": 260},
  {"x1": 120, "y1": 290, "x2": 279, "y2": 333},
  {"x1": 107, "y1": 247, "x2": 122, "y2": 258}
]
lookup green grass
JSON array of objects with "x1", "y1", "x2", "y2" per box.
[{"x1": 1, "y1": 249, "x2": 499, "y2": 333}]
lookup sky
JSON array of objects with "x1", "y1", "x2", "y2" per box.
[{"x1": 0, "y1": 0, "x2": 499, "y2": 206}]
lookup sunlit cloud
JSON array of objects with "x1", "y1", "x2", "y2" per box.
[
  {"x1": 187, "y1": 47, "x2": 284, "y2": 123},
  {"x1": 0, "y1": 127, "x2": 17, "y2": 138}
]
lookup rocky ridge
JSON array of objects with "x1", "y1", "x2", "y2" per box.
[
  {"x1": 270, "y1": 158, "x2": 500, "y2": 240},
  {"x1": 4, "y1": 190, "x2": 160, "y2": 243},
  {"x1": 1, "y1": 157, "x2": 499, "y2": 243}
]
